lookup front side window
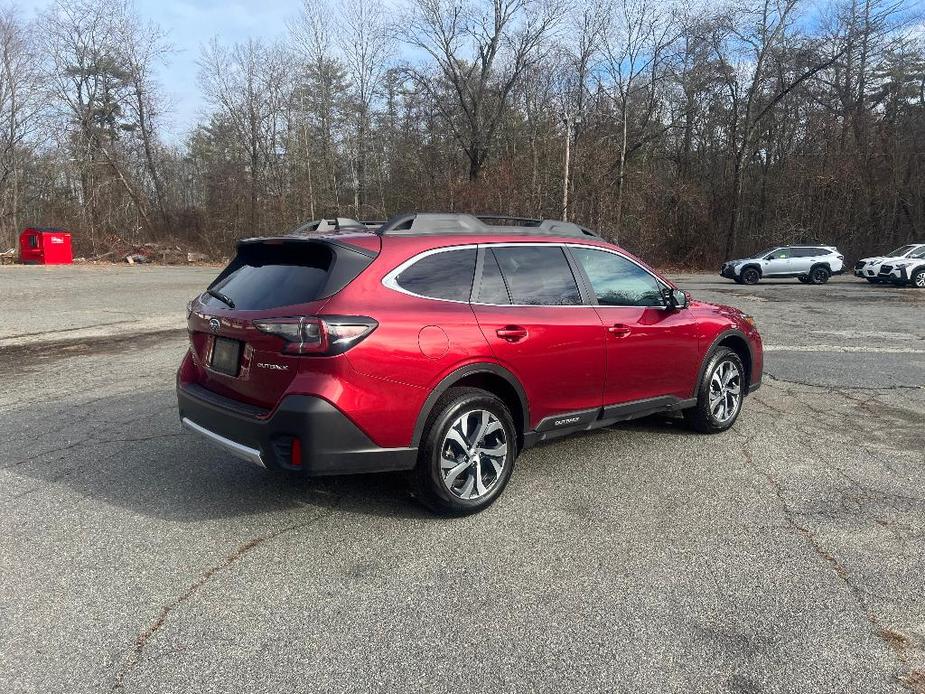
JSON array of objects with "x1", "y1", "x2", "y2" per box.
[
  {"x1": 571, "y1": 247, "x2": 665, "y2": 307},
  {"x1": 908, "y1": 246, "x2": 925, "y2": 259},
  {"x1": 395, "y1": 248, "x2": 476, "y2": 301},
  {"x1": 767, "y1": 248, "x2": 791, "y2": 259},
  {"x1": 490, "y1": 246, "x2": 581, "y2": 306},
  {"x1": 28, "y1": 235, "x2": 38, "y2": 249}
]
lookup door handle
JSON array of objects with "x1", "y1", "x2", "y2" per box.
[
  {"x1": 496, "y1": 326, "x2": 528, "y2": 342},
  {"x1": 608, "y1": 324, "x2": 632, "y2": 338}
]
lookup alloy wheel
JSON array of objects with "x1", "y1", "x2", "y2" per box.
[
  {"x1": 915, "y1": 271, "x2": 925, "y2": 288},
  {"x1": 440, "y1": 409, "x2": 508, "y2": 500},
  {"x1": 709, "y1": 360, "x2": 742, "y2": 424}
]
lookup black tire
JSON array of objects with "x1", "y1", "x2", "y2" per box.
[
  {"x1": 684, "y1": 348, "x2": 746, "y2": 434},
  {"x1": 866, "y1": 278, "x2": 882, "y2": 284},
  {"x1": 411, "y1": 387, "x2": 517, "y2": 515},
  {"x1": 733, "y1": 277, "x2": 744, "y2": 284},
  {"x1": 741, "y1": 267, "x2": 760, "y2": 285},
  {"x1": 911, "y1": 268, "x2": 925, "y2": 289},
  {"x1": 809, "y1": 266, "x2": 830, "y2": 284},
  {"x1": 797, "y1": 275, "x2": 810, "y2": 284}
]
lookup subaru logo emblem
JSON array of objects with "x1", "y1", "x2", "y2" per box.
[{"x1": 209, "y1": 318, "x2": 221, "y2": 333}]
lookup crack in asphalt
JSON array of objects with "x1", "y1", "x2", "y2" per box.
[
  {"x1": 735, "y1": 428, "x2": 925, "y2": 692},
  {"x1": 109, "y1": 495, "x2": 343, "y2": 692},
  {"x1": 763, "y1": 371, "x2": 925, "y2": 392}
]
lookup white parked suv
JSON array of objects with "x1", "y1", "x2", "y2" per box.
[
  {"x1": 879, "y1": 245, "x2": 925, "y2": 288},
  {"x1": 854, "y1": 243, "x2": 925, "y2": 284},
  {"x1": 720, "y1": 245, "x2": 845, "y2": 285}
]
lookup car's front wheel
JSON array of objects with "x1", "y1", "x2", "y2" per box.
[
  {"x1": 741, "y1": 268, "x2": 760, "y2": 285},
  {"x1": 685, "y1": 348, "x2": 745, "y2": 434},
  {"x1": 412, "y1": 387, "x2": 517, "y2": 515}
]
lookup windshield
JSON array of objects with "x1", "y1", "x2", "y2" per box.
[
  {"x1": 750, "y1": 247, "x2": 777, "y2": 259},
  {"x1": 887, "y1": 245, "x2": 915, "y2": 257}
]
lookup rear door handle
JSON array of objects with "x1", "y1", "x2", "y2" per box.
[
  {"x1": 608, "y1": 324, "x2": 632, "y2": 338},
  {"x1": 496, "y1": 326, "x2": 528, "y2": 342}
]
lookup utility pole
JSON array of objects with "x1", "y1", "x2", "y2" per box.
[
  {"x1": 561, "y1": 112, "x2": 581, "y2": 222},
  {"x1": 562, "y1": 114, "x2": 572, "y2": 221}
]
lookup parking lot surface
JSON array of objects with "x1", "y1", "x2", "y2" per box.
[{"x1": 1, "y1": 267, "x2": 923, "y2": 693}]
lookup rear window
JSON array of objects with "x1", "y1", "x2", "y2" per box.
[
  {"x1": 395, "y1": 248, "x2": 476, "y2": 301},
  {"x1": 205, "y1": 242, "x2": 335, "y2": 310}
]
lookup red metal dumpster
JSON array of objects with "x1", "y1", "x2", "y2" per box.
[{"x1": 19, "y1": 228, "x2": 73, "y2": 265}]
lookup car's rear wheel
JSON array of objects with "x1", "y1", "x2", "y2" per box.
[
  {"x1": 912, "y1": 268, "x2": 925, "y2": 289},
  {"x1": 810, "y1": 266, "x2": 830, "y2": 284},
  {"x1": 412, "y1": 387, "x2": 517, "y2": 515},
  {"x1": 684, "y1": 348, "x2": 745, "y2": 434},
  {"x1": 741, "y1": 268, "x2": 760, "y2": 285}
]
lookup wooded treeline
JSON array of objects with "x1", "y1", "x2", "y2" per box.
[{"x1": 0, "y1": 0, "x2": 923, "y2": 264}]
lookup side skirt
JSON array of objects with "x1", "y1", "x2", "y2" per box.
[{"x1": 523, "y1": 396, "x2": 698, "y2": 449}]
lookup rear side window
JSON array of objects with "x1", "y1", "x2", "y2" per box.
[
  {"x1": 491, "y1": 246, "x2": 581, "y2": 305},
  {"x1": 571, "y1": 247, "x2": 664, "y2": 306},
  {"x1": 206, "y1": 242, "x2": 345, "y2": 310},
  {"x1": 395, "y1": 248, "x2": 476, "y2": 301}
]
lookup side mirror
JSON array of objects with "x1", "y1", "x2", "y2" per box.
[{"x1": 663, "y1": 287, "x2": 688, "y2": 309}]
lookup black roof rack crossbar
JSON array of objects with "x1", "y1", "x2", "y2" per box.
[{"x1": 376, "y1": 212, "x2": 600, "y2": 238}]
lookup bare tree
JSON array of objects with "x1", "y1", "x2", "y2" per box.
[
  {"x1": 339, "y1": 0, "x2": 391, "y2": 216},
  {"x1": 0, "y1": 6, "x2": 43, "y2": 248},
  {"x1": 601, "y1": 0, "x2": 681, "y2": 239},
  {"x1": 403, "y1": 0, "x2": 566, "y2": 180}
]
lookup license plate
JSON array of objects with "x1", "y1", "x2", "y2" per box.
[{"x1": 211, "y1": 337, "x2": 241, "y2": 376}]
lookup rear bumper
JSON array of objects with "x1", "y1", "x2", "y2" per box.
[{"x1": 177, "y1": 382, "x2": 417, "y2": 475}]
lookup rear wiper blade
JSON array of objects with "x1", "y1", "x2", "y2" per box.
[{"x1": 207, "y1": 289, "x2": 235, "y2": 309}]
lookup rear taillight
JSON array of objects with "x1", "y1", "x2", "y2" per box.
[{"x1": 253, "y1": 315, "x2": 377, "y2": 355}]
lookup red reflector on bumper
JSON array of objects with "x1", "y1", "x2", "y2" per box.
[{"x1": 290, "y1": 437, "x2": 302, "y2": 467}]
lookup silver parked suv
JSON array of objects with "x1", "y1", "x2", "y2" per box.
[{"x1": 720, "y1": 246, "x2": 845, "y2": 285}]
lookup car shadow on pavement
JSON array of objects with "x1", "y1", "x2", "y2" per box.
[{"x1": 2, "y1": 387, "x2": 431, "y2": 522}]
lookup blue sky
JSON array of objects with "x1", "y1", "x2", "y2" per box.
[{"x1": 16, "y1": 0, "x2": 300, "y2": 140}]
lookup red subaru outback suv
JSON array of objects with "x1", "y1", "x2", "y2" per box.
[{"x1": 177, "y1": 213, "x2": 762, "y2": 514}]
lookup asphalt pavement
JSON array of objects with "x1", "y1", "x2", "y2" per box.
[{"x1": 0, "y1": 266, "x2": 923, "y2": 693}]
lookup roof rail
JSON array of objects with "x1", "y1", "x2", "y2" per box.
[
  {"x1": 288, "y1": 217, "x2": 371, "y2": 235},
  {"x1": 376, "y1": 212, "x2": 600, "y2": 238}
]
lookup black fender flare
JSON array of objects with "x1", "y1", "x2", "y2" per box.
[
  {"x1": 740, "y1": 263, "x2": 762, "y2": 278},
  {"x1": 693, "y1": 328, "x2": 756, "y2": 398},
  {"x1": 809, "y1": 262, "x2": 831, "y2": 273},
  {"x1": 412, "y1": 362, "x2": 530, "y2": 447}
]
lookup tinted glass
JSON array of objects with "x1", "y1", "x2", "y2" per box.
[
  {"x1": 909, "y1": 246, "x2": 925, "y2": 259},
  {"x1": 492, "y1": 246, "x2": 581, "y2": 305},
  {"x1": 791, "y1": 248, "x2": 814, "y2": 257},
  {"x1": 207, "y1": 242, "x2": 333, "y2": 310},
  {"x1": 29, "y1": 235, "x2": 38, "y2": 249},
  {"x1": 396, "y1": 248, "x2": 476, "y2": 301},
  {"x1": 477, "y1": 249, "x2": 511, "y2": 304},
  {"x1": 572, "y1": 248, "x2": 664, "y2": 307}
]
